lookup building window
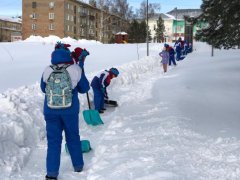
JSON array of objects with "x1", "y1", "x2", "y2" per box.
[
  {"x1": 49, "y1": 2, "x2": 55, "y2": 9},
  {"x1": 32, "y1": 2, "x2": 37, "y2": 8},
  {"x1": 81, "y1": 29, "x2": 85, "y2": 36},
  {"x1": 32, "y1": 13, "x2": 37, "y2": 19},
  {"x1": 67, "y1": 25, "x2": 70, "y2": 31},
  {"x1": 177, "y1": 25, "x2": 183, "y2": 32},
  {"x1": 49, "y1": 13, "x2": 54, "y2": 20},
  {"x1": 67, "y1": 3, "x2": 70, "y2": 9},
  {"x1": 12, "y1": 24, "x2": 17, "y2": 30},
  {"x1": 49, "y1": 24, "x2": 54, "y2": 30},
  {"x1": 66, "y1": 14, "x2": 70, "y2": 21},
  {"x1": 32, "y1": 24, "x2": 36, "y2": 30}
]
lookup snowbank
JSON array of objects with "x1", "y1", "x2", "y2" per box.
[{"x1": 23, "y1": 35, "x2": 102, "y2": 45}]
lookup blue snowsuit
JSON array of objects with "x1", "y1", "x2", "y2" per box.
[
  {"x1": 183, "y1": 42, "x2": 189, "y2": 55},
  {"x1": 40, "y1": 48, "x2": 90, "y2": 178},
  {"x1": 91, "y1": 70, "x2": 111, "y2": 111},
  {"x1": 175, "y1": 41, "x2": 185, "y2": 61}
]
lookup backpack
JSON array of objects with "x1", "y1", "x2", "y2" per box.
[{"x1": 45, "y1": 64, "x2": 72, "y2": 109}]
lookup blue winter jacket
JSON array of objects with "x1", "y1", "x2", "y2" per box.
[
  {"x1": 91, "y1": 70, "x2": 110, "y2": 90},
  {"x1": 40, "y1": 58, "x2": 90, "y2": 115},
  {"x1": 175, "y1": 42, "x2": 182, "y2": 52}
]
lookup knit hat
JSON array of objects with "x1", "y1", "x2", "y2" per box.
[
  {"x1": 74, "y1": 47, "x2": 83, "y2": 59},
  {"x1": 51, "y1": 42, "x2": 72, "y2": 64},
  {"x1": 164, "y1": 43, "x2": 169, "y2": 48},
  {"x1": 109, "y1": 67, "x2": 119, "y2": 77}
]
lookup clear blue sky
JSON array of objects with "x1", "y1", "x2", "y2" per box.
[
  {"x1": 0, "y1": 0, "x2": 21, "y2": 16},
  {"x1": 128, "y1": 0, "x2": 202, "y2": 13},
  {"x1": 0, "y1": 0, "x2": 202, "y2": 16}
]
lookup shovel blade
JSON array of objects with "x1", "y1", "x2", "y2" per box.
[
  {"x1": 83, "y1": 109, "x2": 104, "y2": 125},
  {"x1": 65, "y1": 140, "x2": 91, "y2": 154},
  {"x1": 104, "y1": 99, "x2": 118, "y2": 107}
]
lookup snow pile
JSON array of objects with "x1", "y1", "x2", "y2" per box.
[
  {"x1": 23, "y1": 35, "x2": 102, "y2": 45},
  {"x1": 0, "y1": 85, "x2": 44, "y2": 177}
]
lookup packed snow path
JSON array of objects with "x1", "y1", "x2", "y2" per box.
[{"x1": 10, "y1": 46, "x2": 240, "y2": 180}]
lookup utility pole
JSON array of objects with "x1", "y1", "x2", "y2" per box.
[
  {"x1": 175, "y1": 7, "x2": 178, "y2": 41},
  {"x1": 211, "y1": 45, "x2": 214, "y2": 57},
  {"x1": 146, "y1": 0, "x2": 149, "y2": 56}
]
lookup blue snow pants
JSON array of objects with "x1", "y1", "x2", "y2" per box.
[
  {"x1": 176, "y1": 51, "x2": 184, "y2": 61},
  {"x1": 44, "y1": 114, "x2": 84, "y2": 177},
  {"x1": 92, "y1": 88, "x2": 104, "y2": 111},
  {"x1": 169, "y1": 55, "x2": 177, "y2": 66}
]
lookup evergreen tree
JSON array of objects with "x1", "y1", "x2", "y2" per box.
[
  {"x1": 127, "y1": 20, "x2": 140, "y2": 43},
  {"x1": 196, "y1": 0, "x2": 240, "y2": 49},
  {"x1": 155, "y1": 15, "x2": 165, "y2": 42},
  {"x1": 127, "y1": 20, "x2": 149, "y2": 43},
  {"x1": 139, "y1": 20, "x2": 147, "y2": 43}
]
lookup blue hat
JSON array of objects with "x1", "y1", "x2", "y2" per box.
[
  {"x1": 51, "y1": 48, "x2": 72, "y2": 64},
  {"x1": 110, "y1": 67, "x2": 119, "y2": 77},
  {"x1": 164, "y1": 43, "x2": 169, "y2": 48}
]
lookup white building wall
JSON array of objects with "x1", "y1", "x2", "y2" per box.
[{"x1": 148, "y1": 14, "x2": 175, "y2": 43}]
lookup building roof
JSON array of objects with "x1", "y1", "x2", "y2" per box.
[
  {"x1": 0, "y1": 16, "x2": 22, "y2": 23},
  {"x1": 150, "y1": 13, "x2": 175, "y2": 21},
  {"x1": 167, "y1": 9, "x2": 202, "y2": 20}
]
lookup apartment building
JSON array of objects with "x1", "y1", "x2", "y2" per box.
[
  {"x1": 149, "y1": 9, "x2": 205, "y2": 43},
  {"x1": 22, "y1": 0, "x2": 128, "y2": 43},
  {"x1": 0, "y1": 16, "x2": 22, "y2": 42}
]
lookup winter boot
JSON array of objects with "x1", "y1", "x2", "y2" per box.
[{"x1": 98, "y1": 110, "x2": 104, "y2": 114}]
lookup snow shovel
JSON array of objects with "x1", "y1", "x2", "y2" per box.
[
  {"x1": 65, "y1": 140, "x2": 92, "y2": 154},
  {"x1": 83, "y1": 92, "x2": 104, "y2": 126},
  {"x1": 104, "y1": 99, "x2": 118, "y2": 107}
]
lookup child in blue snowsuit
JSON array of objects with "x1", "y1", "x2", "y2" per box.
[
  {"x1": 90, "y1": 68, "x2": 119, "y2": 113},
  {"x1": 183, "y1": 41, "x2": 189, "y2": 55},
  {"x1": 40, "y1": 43, "x2": 90, "y2": 180},
  {"x1": 165, "y1": 44, "x2": 177, "y2": 66},
  {"x1": 175, "y1": 40, "x2": 182, "y2": 61}
]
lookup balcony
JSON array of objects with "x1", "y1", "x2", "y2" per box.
[
  {"x1": 89, "y1": 15, "x2": 95, "y2": 20},
  {"x1": 80, "y1": 12, "x2": 87, "y2": 17}
]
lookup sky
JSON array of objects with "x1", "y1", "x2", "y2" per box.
[
  {"x1": 0, "y1": 0, "x2": 202, "y2": 17},
  {"x1": 1, "y1": 37, "x2": 240, "y2": 179},
  {"x1": 128, "y1": 0, "x2": 203, "y2": 13}
]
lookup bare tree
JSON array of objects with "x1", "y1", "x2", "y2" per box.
[{"x1": 137, "y1": 0, "x2": 161, "y2": 20}]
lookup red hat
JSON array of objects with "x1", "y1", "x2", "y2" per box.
[{"x1": 74, "y1": 47, "x2": 83, "y2": 58}]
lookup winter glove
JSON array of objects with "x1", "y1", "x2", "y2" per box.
[
  {"x1": 78, "y1": 49, "x2": 90, "y2": 68},
  {"x1": 81, "y1": 49, "x2": 90, "y2": 57}
]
